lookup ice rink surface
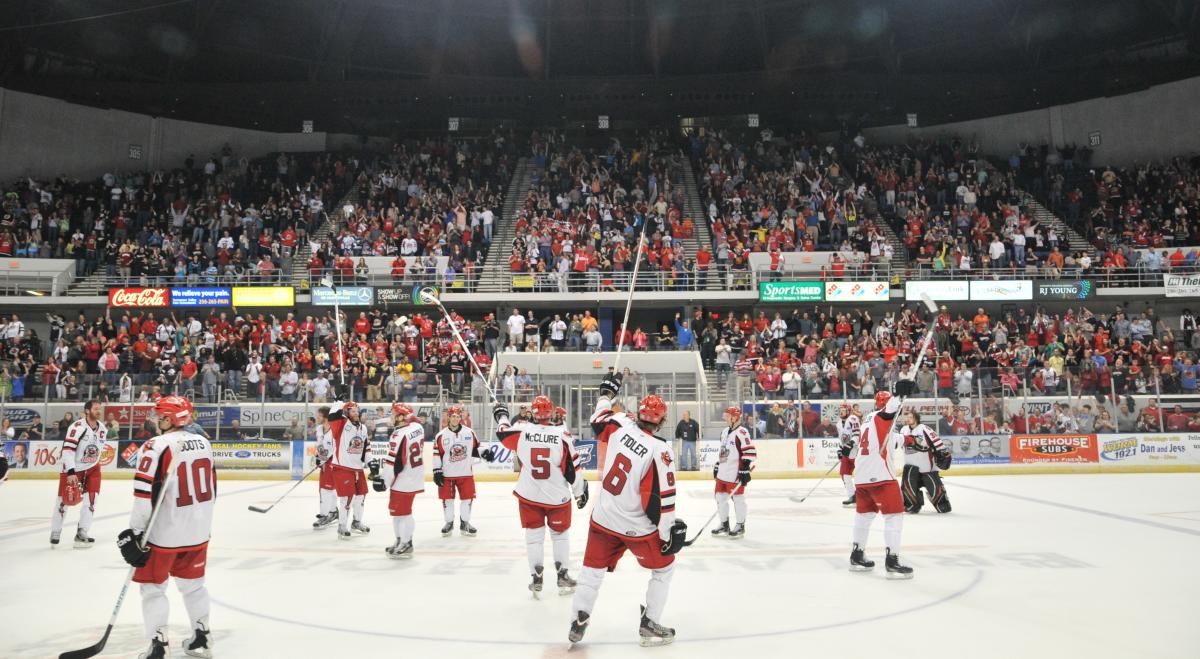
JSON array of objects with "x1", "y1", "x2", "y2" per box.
[{"x1": 2, "y1": 473, "x2": 1198, "y2": 658}]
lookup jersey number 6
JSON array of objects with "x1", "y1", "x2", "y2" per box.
[{"x1": 602, "y1": 453, "x2": 633, "y2": 495}]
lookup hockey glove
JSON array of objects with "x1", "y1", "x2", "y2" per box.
[
  {"x1": 660, "y1": 519, "x2": 688, "y2": 556},
  {"x1": 479, "y1": 446, "x2": 497, "y2": 463},
  {"x1": 598, "y1": 372, "x2": 623, "y2": 398},
  {"x1": 433, "y1": 468, "x2": 445, "y2": 488},
  {"x1": 367, "y1": 459, "x2": 381, "y2": 481},
  {"x1": 934, "y1": 450, "x2": 953, "y2": 471},
  {"x1": 575, "y1": 480, "x2": 590, "y2": 509},
  {"x1": 712, "y1": 465, "x2": 719, "y2": 479},
  {"x1": 738, "y1": 459, "x2": 752, "y2": 486},
  {"x1": 894, "y1": 379, "x2": 916, "y2": 398},
  {"x1": 371, "y1": 477, "x2": 387, "y2": 493},
  {"x1": 492, "y1": 403, "x2": 510, "y2": 424},
  {"x1": 117, "y1": 529, "x2": 150, "y2": 568},
  {"x1": 837, "y1": 444, "x2": 851, "y2": 459}
]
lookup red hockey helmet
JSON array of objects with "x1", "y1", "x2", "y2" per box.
[
  {"x1": 638, "y1": 395, "x2": 669, "y2": 426},
  {"x1": 839, "y1": 403, "x2": 852, "y2": 417},
  {"x1": 874, "y1": 391, "x2": 892, "y2": 410},
  {"x1": 724, "y1": 406, "x2": 742, "y2": 420},
  {"x1": 446, "y1": 405, "x2": 464, "y2": 419},
  {"x1": 393, "y1": 403, "x2": 413, "y2": 419},
  {"x1": 553, "y1": 406, "x2": 567, "y2": 422},
  {"x1": 155, "y1": 395, "x2": 194, "y2": 428},
  {"x1": 341, "y1": 401, "x2": 360, "y2": 417},
  {"x1": 531, "y1": 395, "x2": 555, "y2": 423}
]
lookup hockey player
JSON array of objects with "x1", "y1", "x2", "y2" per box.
[
  {"x1": 0, "y1": 452, "x2": 7, "y2": 486},
  {"x1": 373, "y1": 403, "x2": 425, "y2": 558},
  {"x1": 900, "y1": 411, "x2": 952, "y2": 514},
  {"x1": 51, "y1": 400, "x2": 108, "y2": 548},
  {"x1": 117, "y1": 395, "x2": 216, "y2": 659},
  {"x1": 849, "y1": 384, "x2": 915, "y2": 579},
  {"x1": 433, "y1": 405, "x2": 481, "y2": 536},
  {"x1": 328, "y1": 401, "x2": 371, "y2": 540},
  {"x1": 312, "y1": 407, "x2": 339, "y2": 529},
  {"x1": 836, "y1": 403, "x2": 862, "y2": 507},
  {"x1": 489, "y1": 395, "x2": 587, "y2": 596},
  {"x1": 568, "y1": 373, "x2": 687, "y2": 647},
  {"x1": 711, "y1": 406, "x2": 755, "y2": 539}
]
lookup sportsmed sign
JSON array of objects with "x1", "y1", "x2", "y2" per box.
[{"x1": 758, "y1": 281, "x2": 824, "y2": 302}]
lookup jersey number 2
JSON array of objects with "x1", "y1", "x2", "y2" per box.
[
  {"x1": 602, "y1": 454, "x2": 633, "y2": 494},
  {"x1": 175, "y1": 458, "x2": 216, "y2": 507}
]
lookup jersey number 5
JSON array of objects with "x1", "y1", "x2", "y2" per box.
[
  {"x1": 602, "y1": 453, "x2": 633, "y2": 495},
  {"x1": 529, "y1": 447, "x2": 551, "y2": 480}
]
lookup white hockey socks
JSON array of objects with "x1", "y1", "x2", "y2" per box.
[
  {"x1": 460, "y1": 499, "x2": 473, "y2": 523},
  {"x1": 842, "y1": 475, "x2": 855, "y2": 497},
  {"x1": 550, "y1": 529, "x2": 569, "y2": 567},
  {"x1": 320, "y1": 487, "x2": 335, "y2": 514},
  {"x1": 732, "y1": 494, "x2": 747, "y2": 525},
  {"x1": 853, "y1": 512, "x2": 876, "y2": 548},
  {"x1": 644, "y1": 563, "x2": 675, "y2": 622},
  {"x1": 50, "y1": 496, "x2": 66, "y2": 535},
  {"x1": 393, "y1": 515, "x2": 415, "y2": 543},
  {"x1": 442, "y1": 499, "x2": 455, "y2": 523},
  {"x1": 715, "y1": 492, "x2": 731, "y2": 523},
  {"x1": 176, "y1": 577, "x2": 210, "y2": 631},
  {"x1": 525, "y1": 526, "x2": 546, "y2": 571},
  {"x1": 338, "y1": 496, "x2": 351, "y2": 531},
  {"x1": 883, "y1": 513, "x2": 903, "y2": 552},
  {"x1": 78, "y1": 492, "x2": 96, "y2": 534},
  {"x1": 351, "y1": 494, "x2": 365, "y2": 523},
  {"x1": 140, "y1": 581, "x2": 171, "y2": 641},
  {"x1": 572, "y1": 566, "x2": 607, "y2": 617}
]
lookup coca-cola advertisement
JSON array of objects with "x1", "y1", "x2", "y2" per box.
[{"x1": 108, "y1": 287, "x2": 169, "y2": 308}]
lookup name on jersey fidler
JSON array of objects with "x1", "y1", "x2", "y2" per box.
[
  {"x1": 622, "y1": 434, "x2": 649, "y2": 457},
  {"x1": 759, "y1": 281, "x2": 824, "y2": 302}
]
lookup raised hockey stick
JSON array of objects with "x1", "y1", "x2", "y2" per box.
[
  {"x1": 612, "y1": 216, "x2": 652, "y2": 375},
  {"x1": 417, "y1": 288, "x2": 500, "y2": 404},
  {"x1": 248, "y1": 464, "x2": 321, "y2": 513},
  {"x1": 59, "y1": 440, "x2": 182, "y2": 659}
]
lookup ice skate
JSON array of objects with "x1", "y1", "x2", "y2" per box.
[
  {"x1": 849, "y1": 543, "x2": 875, "y2": 572},
  {"x1": 842, "y1": 494, "x2": 856, "y2": 507},
  {"x1": 338, "y1": 527, "x2": 352, "y2": 541},
  {"x1": 711, "y1": 521, "x2": 729, "y2": 537},
  {"x1": 528, "y1": 565, "x2": 544, "y2": 598},
  {"x1": 567, "y1": 611, "x2": 590, "y2": 644},
  {"x1": 351, "y1": 520, "x2": 370, "y2": 535},
  {"x1": 886, "y1": 549, "x2": 914, "y2": 579},
  {"x1": 459, "y1": 520, "x2": 477, "y2": 537},
  {"x1": 440, "y1": 521, "x2": 454, "y2": 537},
  {"x1": 728, "y1": 522, "x2": 745, "y2": 539},
  {"x1": 312, "y1": 511, "x2": 337, "y2": 529},
  {"x1": 555, "y1": 561, "x2": 576, "y2": 595},
  {"x1": 73, "y1": 529, "x2": 95, "y2": 549},
  {"x1": 138, "y1": 633, "x2": 168, "y2": 659},
  {"x1": 184, "y1": 618, "x2": 213, "y2": 658},
  {"x1": 385, "y1": 540, "x2": 414, "y2": 560},
  {"x1": 639, "y1": 605, "x2": 676, "y2": 647},
  {"x1": 49, "y1": 531, "x2": 61, "y2": 548}
]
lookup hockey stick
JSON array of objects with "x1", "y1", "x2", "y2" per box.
[
  {"x1": 59, "y1": 439, "x2": 182, "y2": 659},
  {"x1": 681, "y1": 510, "x2": 719, "y2": 547},
  {"x1": 791, "y1": 462, "x2": 840, "y2": 504},
  {"x1": 612, "y1": 216, "x2": 652, "y2": 375},
  {"x1": 416, "y1": 288, "x2": 499, "y2": 404},
  {"x1": 248, "y1": 464, "x2": 321, "y2": 513}
]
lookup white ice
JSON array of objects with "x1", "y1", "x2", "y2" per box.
[{"x1": 1, "y1": 474, "x2": 1197, "y2": 658}]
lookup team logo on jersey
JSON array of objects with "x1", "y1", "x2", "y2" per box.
[
  {"x1": 82, "y1": 445, "x2": 99, "y2": 463},
  {"x1": 719, "y1": 446, "x2": 730, "y2": 461},
  {"x1": 349, "y1": 438, "x2": 364, "y2": 452},
  {"x1": 660, "y1": 451, "x2": 672, "y2": 467},
  {"x1": 449, "y1": 444, "x2": 467, "y2": 462}
]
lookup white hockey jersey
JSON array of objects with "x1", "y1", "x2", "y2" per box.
[
  {"x1": 132, "y1": 430, "x2": 215, "y2": 551},
  {"x1": 316, "y1": 426, "x2": 335, "y2": 464},
  {"x1": 853, "y1": 396, "x2": 904, "y2": 487},
  {"x1": 715, "y1": 424, "x2": 756, "y2": 484},
  {"x1": 329, "y1": 413, "x2": 370, "y2": 472},
  {"x1": 61, "y1": 418, "x2": 108, "y2": 473},
  {"x1": 901, "y1": 423, "x2": 945, "y2": 473},
  {"x1": 495, "y1": 416, "x2": 584, "y2": 507},
  {"x1": 384, "y1": 421, "x2": 425, "y2": 493},
  {"x1": 589, "y1": 398, "x2": 677, "y2": 541},
  {"x1": 433, "y1": 425, "x2": 479, "y2": 478},
  {"x1": 837, "y1": 414, "x2": 862, "y2": 452}
]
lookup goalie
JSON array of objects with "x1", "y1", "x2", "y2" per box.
[{"x1": 900, "y1": 411, "x2": 952, "y2": 514}]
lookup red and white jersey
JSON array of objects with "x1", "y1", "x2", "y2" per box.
[
  {"x1": 316, "y1": 425, "x2": 335, "y2": 462},
  {"x1": 331, "y1": 417, "x2": 370, "y2": 471},
  {"x1": 837, "y1": 414, "x2": 862, "y2": 451},
  {"x1": 589, "y1": 398, "x2": 677, "y2": 541},
  {"x1": 715, "y1": 424, "x2": 756, "y2": 484},
  {"x1": 495, "y1": 416, "x2": 584, "y2": 507},
  {"x1": 853, "y1": 397, "x2": 904, "y2": 486},
  {"x1": 384, "y1": 421, "x2": 425, "y2": 493},
  {"x1": 433, "y1": 425, "x2": 479, "y2": 478},
  {"x1": 131, "y1": 430, "x2": 216, "y2": 551},
  {"x1": 61, "y1": 418, "x2": 108, "y2": 473},
  {"x1": 901, "y1": 423, "x2": 945, "y2": 473}
]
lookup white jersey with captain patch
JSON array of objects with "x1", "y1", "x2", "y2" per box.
[
  {"x1": 330, "y1": 416, "x2": 370, "y2": 472},
  {"x1": 589, "y1": 397, "x2": 677, "y2": 541},
  {"x1": 433, "y1": 425, "x2": 479, "y2": 478},
  {"x1": 61, "y1": 418, "x2": 108, "y2": 473},
  {"x1": 385, "y1": 421, "x2": 425, "y2": 492},
  {"x1": 853, "y1": 397, "x2": 904, "y2": 486},
  {"x1": 715, "y1": 424, "x2": 756, "y2": 484},
  {"x1": 902, "y1": 423, "x2": 945, "y2": 473},
  {"x1": 131, "y1": 430, "x2": 216, "y2": 551},
  {"x1": 495, "y1": 417, "x2": 584, "y2": 507}
]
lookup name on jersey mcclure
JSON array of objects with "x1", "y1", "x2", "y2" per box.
[
  {"x1": 622, "y1": 434, "x2": 649, "y2": 457},
  {"x1": 524, "y1": 433, "x2": 561, "y2": 445}
]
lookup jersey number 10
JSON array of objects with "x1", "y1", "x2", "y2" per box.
[{"x1": 175, "y1": 458, "x2": 216, "y2": 507}]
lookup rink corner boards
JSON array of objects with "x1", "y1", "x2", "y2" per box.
[{"x1": 9, "y1": 464, "x2": 1200, "y2": 482}]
